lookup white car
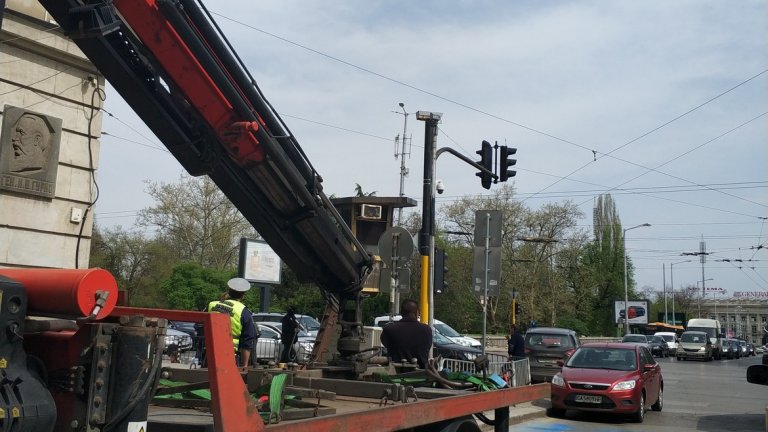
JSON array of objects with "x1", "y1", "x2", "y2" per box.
[
  {"x1": 254, "y1": 322, "x2": 314, "y2": 363},
  {"x1": 164, "y1": 328, "x2": 193, "y2": 354},
  {"x1": 373, "y1": 315, "x2": 481, "y2": 349},
  {"x1": 654, "y1": 331, "x2": 679, "y2": 354}
]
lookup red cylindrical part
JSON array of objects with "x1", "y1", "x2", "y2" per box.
[{"x1": 0, "y1": 268, "x2": 118, "y2": 319}]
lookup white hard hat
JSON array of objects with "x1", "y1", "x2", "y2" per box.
[{"x1": 227, "y1": 277, "x2": 251, "y2": 292}]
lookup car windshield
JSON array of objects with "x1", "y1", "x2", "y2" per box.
[
  {"x1": 566, "y1": 347, "x2": 637, "y2": 371},
  {"x1": 296, "y1": 316, "x2": 320, "y2": 331},
  {"x1": 434, "y1": 323, "x2": 461, "y2": 337},
  {"x1": 526, "y1": 333, "x2": 574, "y2": 348},
  {"x1": 681, "y1": 333, "x2": 706, "y2": 343},
  {"x1": 433, "y1": 332, "x2": 453, "y2": 345},
  {"x1": 622, "y1": 335, "x2": 646, "y2": 343},
  {"x1": 650, "y1": 336, "x2": 664, "y2": 343},
  {"x1": 658, "y1": 335, "x2": 674, "y2": 342}
]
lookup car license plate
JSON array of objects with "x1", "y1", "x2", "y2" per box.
[{"x1": 574, "y1": 394, "x2": 602, "y2": 404}]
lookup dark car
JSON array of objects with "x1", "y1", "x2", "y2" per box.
[
  {"x1": 432, "y1": 332, "x2": 483, "y2": 361},
  {"x1": 550, "y1": 343, "x2": 663, "y2": 423},
  {"x1": 168, "y1": 321, "x2": 197, "y2": 339},
  {"x1": 648, "y1": 335, "x2": 670, "y2": 358},
  {"x1": 723, "y1": 339, "x2": 739, "y2": 359},
  {"x1": 525, "y1": 327, "x2": 581, "y2": 383}
]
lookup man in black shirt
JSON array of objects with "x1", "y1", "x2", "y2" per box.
[
  {"x1": 507, "y1": 324, "x2": 525, "y2": 360},
  {"x1": 280, "y1": 306, "x2": 299, "y2": 363},
  {"x1": 380, "y1": 299, "x2": 432, "y2": 368}
]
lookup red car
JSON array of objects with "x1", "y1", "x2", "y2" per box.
[{"x1": 550, "y1": 343, "x2": 663, "y2": 423}]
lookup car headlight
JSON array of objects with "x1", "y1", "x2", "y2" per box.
[
  {"x1": 613, "y1": 380, "x2": 636, "y2": 391},
  {"x1": 552, "y1": 374, "x2": 565, "y2": 387},
  {"x1": 463, "y1": 353, "x2": 477, "y2": 360},
  {"x1": 698, "y1": 347, "x2": 706, "y2": 352}
]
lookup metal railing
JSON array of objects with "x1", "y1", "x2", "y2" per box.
[{"x1": 438, "y1": 356, "x2": 531, "y2": 387}]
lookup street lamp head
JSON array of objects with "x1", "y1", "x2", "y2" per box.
[
  {"x1": 398, "y1": 102, "x2": 404, "y2": 108},
  {"x1": 641, "y1": 223, "x2": 651, "y2": 227}
]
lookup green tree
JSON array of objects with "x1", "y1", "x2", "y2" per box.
[
  {"x1": 439, "y1": 185, "x2": 586, "y2": 334},
  {"x1": 90, "y1": 223, "x2": 176, "y2": 307},
  {"x1": 581, "y1": 194, "x2": 638, "y2": 335},
  {"x1": 160, "y1": 261, "x2": 259, "y2": 311},
  {"x1": 137, "y1": 174, "x2": 256, "y2": 270}
]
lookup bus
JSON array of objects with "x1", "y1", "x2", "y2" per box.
[{"x1": 643, "y1": 322, "x2": 685, "y2": 337}]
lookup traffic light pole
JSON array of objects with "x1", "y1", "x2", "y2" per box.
[{"x1": 417, "y1": 111, "x2": 442, "y2": 326}]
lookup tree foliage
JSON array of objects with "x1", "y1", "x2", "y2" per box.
[{"x1": 137, "y1": 174, "x2": 256, "y2": 270}]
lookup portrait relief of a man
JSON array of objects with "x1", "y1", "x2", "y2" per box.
[
  {"x1": 0, "y1": 106, "x2": 62, "y2": 199},
  {"x1": 10, "y1": 113, "x2": 52, "y2": 173}
]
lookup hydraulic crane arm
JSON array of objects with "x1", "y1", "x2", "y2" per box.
[{"x1": 38, "y1": 0, "x2": 372, "y2": 294}]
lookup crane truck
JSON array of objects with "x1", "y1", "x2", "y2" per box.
[{"x1": 0, "y1": 0, "x2": 548, "y2": 431}]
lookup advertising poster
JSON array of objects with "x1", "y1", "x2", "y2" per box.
[{"x1": 614, "y1": 300, "x2": 650, "y2": 325}]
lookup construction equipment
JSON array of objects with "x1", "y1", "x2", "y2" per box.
[{"x1": 0, "y1": 0, "x2": 549, "y2": 431}]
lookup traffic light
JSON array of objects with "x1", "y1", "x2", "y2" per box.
[
  {"x1": 476, "y1": 140, "x2": 493, "y2": 189},
  {"x1": 499, "y1": 146, "x2": 517, "y2": 182},
  {"x1": 433, "y1": 248, "x2": 448, "y2": 293},
  {"x1": 515, "y1": 301, "x2": 522, "y2": 315}
]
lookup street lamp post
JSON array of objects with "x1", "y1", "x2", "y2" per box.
[
  {"x1": 623, "y1": 223, "x2": 651, "y2": 334},
  {"x1": 669, "y1": 260, "x2": 691, "y2": 325}
]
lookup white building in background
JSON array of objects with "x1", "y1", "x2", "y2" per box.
[{"x1": 702, "y1": 297, "x2": 768, "y2": 345}]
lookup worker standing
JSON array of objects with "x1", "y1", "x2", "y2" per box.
[
  {"x1": 207, "y1": 277, "x2": 257, "y2": 368},
  {"x1": 380, "y1": 299, "x2": 432, "y2": 368},
  {"x1": 280, "y1": 306, "x2": 299, "y2": 363}
]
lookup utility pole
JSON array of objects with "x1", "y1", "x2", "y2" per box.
[
  {"x1": 391, "y1": 103, "x2": 410, "y2": 315},
  {"x1": 417, "y1": 111, "x2": 442, "y2": 326},
  {"x1": 394, "y1": 102, "x2": 410, "y2": 225},
  {"x1": 682, "y1": 237, "x2": 710, "y2": 318}
]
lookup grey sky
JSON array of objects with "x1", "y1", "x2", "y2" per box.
[{"x1": 96, "y1": 0, "x2": 768, "y2": 300}]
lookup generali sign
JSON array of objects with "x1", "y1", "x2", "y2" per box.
[{"x1": 733, "y1": 292, "x2": 768, "y2": 298}]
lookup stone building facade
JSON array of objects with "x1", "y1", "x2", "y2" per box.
[
  {"x1": 701, "y1": 297, "x2": 768, "y2": 345},
  {"x1": 1, "y1": 1, "x2": 104, "y2": 269}
]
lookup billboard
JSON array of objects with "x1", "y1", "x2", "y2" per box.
[
  {"x1": 614, "y1": 300, "x2": 650, "y2": 325},
  {"x1": 238, "y1": 238, "x2": 282, "y2": 284}
]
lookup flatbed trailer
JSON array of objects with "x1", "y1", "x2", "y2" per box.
[{"x1": 120, "y1": 306, "x2": 549, "y2": 432}]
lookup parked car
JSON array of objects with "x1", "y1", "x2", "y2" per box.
[
  {"x1": 756, "y1": 345, "x2": 765, "y2": 354},
  {"x1": 621, "y1": 334, "x2": 652, "y2": 352},
  {"x1": 525, "y1": 327, "x2": 581, "y2": 383},
  {"x1": 254, "y1": 321, "x2": 315, "y2": 363},
  {"x1": 654, "y1": 332, "x2": 679, "y2": 355},
  {"x1": 252, "y1": 312, "x2": 321, "y2": 337},
  {"x1": 164, "y1": 328, "x2": 193, "y2": 354},
  {"x1": 432, "y1": 332, "x2": 482, "y2": 361},
  {"x1": 550, "y1": 343, "x2": 663, "y2": 423},
  {"x1": 373, "y1": 315, "x2": 482, "y2": 348},
  {"x1": 169, "y1": 320, "x2": 198, "y2": 339},
  {"x1": 647, "y1": 335, "x2": 670, "y2": 358},
  {"x1": 677, "y1": 331, "x2": 712, "y2": 361}
]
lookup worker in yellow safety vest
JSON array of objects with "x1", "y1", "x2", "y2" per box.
[{"x1": 207, "y1": 277, "x2": 257, "y2": 368}]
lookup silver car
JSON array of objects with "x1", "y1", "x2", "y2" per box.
[{"x1": 621, "y1": 334, "x2": 652, "y2": 351}]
